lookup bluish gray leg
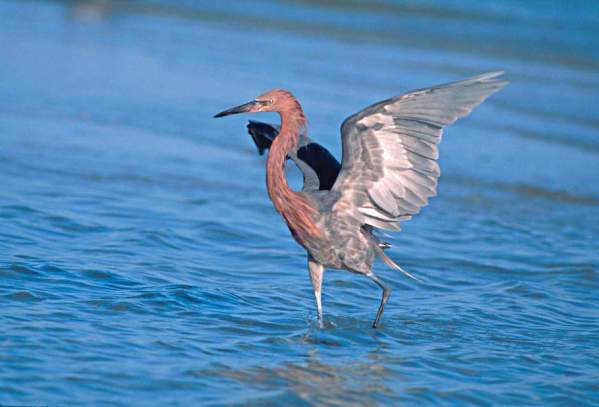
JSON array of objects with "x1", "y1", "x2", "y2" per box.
[
  {"x1": 308, "y1": 257, "x2": 324, "y2": 327},
  {"x1": 367, "y1": 273, "x2": 392, "y2": 328}
]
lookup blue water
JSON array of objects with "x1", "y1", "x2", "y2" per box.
[{"x1": 1, "y1": 0, "x2": 598, "y2": 405}]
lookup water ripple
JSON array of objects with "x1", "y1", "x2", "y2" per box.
[{"x1": 1, "y1": 0, "x2": 597, "y2": 406}]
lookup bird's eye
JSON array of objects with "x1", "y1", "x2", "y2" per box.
[{"x1": 268, "y1": 99, "x2": 273, "y2": 105}]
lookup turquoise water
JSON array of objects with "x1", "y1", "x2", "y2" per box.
[{"x1": 1, "y1": 0, "x2": 598, "y2": 405}]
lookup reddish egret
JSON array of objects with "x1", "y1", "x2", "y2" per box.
[{"x1": 214, "y1": 72, "x2": 507, "y2": 327}]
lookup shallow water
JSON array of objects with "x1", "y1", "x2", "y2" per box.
[{"x1": 1, "y1": 0, "x2": 598, "y2": 405}]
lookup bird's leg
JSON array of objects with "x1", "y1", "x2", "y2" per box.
[
  {"x1": 307, "y1": 256, "x2": 324, "y2": 327},
  {"x1": 367, "y1": 273, "x2": 392, "y2": 328}
]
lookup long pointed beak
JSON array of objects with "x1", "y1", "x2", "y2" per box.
[{"x1": 213, "y1": 101, "x2": 258, "y2": 118}]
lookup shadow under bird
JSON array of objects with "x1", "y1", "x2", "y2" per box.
[{"x1": 214, "y1": 72, "x2": 508, "y2": 327}]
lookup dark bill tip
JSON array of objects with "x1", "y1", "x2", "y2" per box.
[{"x1": 213, "y1": 101, "x2": 258, "y2": 118}]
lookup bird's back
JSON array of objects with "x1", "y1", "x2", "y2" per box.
[{"x1": 299, "y1": 189, "x2": 380, "y2": 272}]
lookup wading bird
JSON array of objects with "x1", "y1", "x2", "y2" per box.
[{"x1": 214, "y1": 72, "x2": 507, "y2": 327}]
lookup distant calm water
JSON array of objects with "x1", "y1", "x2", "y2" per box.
[{"x1": 1, "y1": 0, "x2": 598, "y2": 405}]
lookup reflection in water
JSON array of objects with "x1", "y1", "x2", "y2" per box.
[{"x1": 220, "y1": 347, "x2": 395, "y2": 405}]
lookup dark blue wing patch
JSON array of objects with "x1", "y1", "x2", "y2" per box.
[
  {"x1": 297, "y1": 143, "x2": 341, "y2": 190},
  {"x1": 246, "y1": 120, "x2": 341, "y2": 190},
  {"x1": 247, "y1": 120, "x2": 277, "y2": 155}
]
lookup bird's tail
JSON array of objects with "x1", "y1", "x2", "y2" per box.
[{"x1": 379, "y1": 251, "x2": 420, "y2": 282}]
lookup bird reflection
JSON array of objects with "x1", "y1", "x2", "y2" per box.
[{"x1": 220, "y1": 346, "x2": 396, "y2": 404}]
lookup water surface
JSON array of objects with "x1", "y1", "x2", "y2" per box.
[{"x1": 1, "y1": 0, "x2": 598, "y2": 405}]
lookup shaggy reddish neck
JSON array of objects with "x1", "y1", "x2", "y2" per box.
[
  {"x1": 266, "y1": 110, "x2": 303, "y2": 213},
  {"x1": 266, "y1": 109, "x2": 321, "y2": 241}
]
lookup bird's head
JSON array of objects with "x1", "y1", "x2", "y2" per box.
[{"x1": 214, "y1": 89, "x2": 299, "y2": 118}]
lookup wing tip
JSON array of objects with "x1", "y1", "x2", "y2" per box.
[
  {"x1": 473, "y1": 71, "x2": 509, "y2": 89},
  {"x1": 450, "y1": 70, "x2": 509, "y2": 89},
  {"x1": 478, "y1": 70, "x2": 504, "y2": 79}
]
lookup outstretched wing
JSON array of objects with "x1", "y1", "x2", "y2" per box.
[
  {"x1": 247, "y1": 120, "x2": 341, "y2": 191},
  {"x1": 331, "y1": 71, "x2": 508, "y2": 231}
]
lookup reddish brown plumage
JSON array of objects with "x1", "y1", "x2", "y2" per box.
[
  {"x1": 264, "y1": 91, "x2": 323, "y2": 245},
  {"x1": 214, "y1": 72, "x2": 508, "y2": 328}
]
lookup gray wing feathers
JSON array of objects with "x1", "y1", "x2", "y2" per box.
[
  {"x1": 293, "y1": 157, "x2": 320, "y2": 192},
  {"x1": 332, "y1": 71, "x2": 508, "y2": 231}
]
